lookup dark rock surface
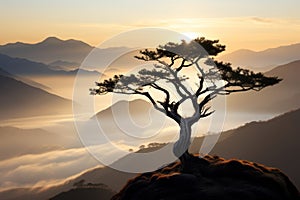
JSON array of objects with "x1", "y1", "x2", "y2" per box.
[{"x1": 112, "y1": 155, "x2": 299, "y2": 200}]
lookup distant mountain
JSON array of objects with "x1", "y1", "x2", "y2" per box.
[
  {"x1": 0, "y1": 68, "x2": 50, "y2": 90},
  {"x1": 0, "y1": 126, "x2": 65, "y2": 160},
  {"x1": 49, "y1": 60, "x2": 80, "y2": 70},
  {"x1": 0, "y1": 37, "x2": 93, "y2": 64},
  {"x1": 219, "y1": 43, "x2": 300, "y2": 71},
  {"x1": 95, "y1": 99, "x2": 152, "y2": 119},
  {"x1": 265, "y1": 60, "x2": 300, "y2": 88},
  {"x1": 0, "y1": 53, "x2": 99, "y2": 76},
  {"x1": 93, "y1": 99, "x2": 169, "y2": 142},
  {"x1": 0, "y1": 37, "x2": 133, "y2": 70},
  {"x1": 226, "y1": 60, "x2": 300, "y2": 113},
  {"x1": 0, "y1": 72, "x2": 72, "y2": 119},
  {"x1": 0, "y1": 53, "x2": 58, "y2": 75}
]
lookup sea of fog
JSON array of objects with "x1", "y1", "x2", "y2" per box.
[{"x1": 0, "y1": 103, "x2": 278, "y2": 191}]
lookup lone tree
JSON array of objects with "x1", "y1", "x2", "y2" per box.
[{"x1": 90, "y1": 37, "x2": 281, "y2": 168}]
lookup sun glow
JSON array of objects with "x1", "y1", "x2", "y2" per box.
[{"x1": 181, "y1": 32, "x2": 199, "y2": 40}]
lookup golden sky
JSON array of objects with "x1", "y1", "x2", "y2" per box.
[{"x1": 1, "y1": 0, "x2": 300, "y2": 52}]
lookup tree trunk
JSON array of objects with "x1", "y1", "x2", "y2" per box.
[{"x1": 173, "y1": 119, "x2": 192, "y2": 169}]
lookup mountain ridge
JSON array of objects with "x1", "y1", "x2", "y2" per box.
[
  {"x1": 0, "y1": 37, "x2": 93, "y2": 64},
  {"x1": 0, "y1": 53, "x2": 99, "y2": 76},
  {"x1": 219, "y1": 42, "x2": 300, "y2": 70},
  {"x1": 226, "y1": 59, "x2": 300, "y2": 113},
  {"x1": 0, "y1": 72, "x2": 72, "y2": 119}
]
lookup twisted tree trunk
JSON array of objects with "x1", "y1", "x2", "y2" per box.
[{"x1": 173, "y1": 119, "x2": 192, "y2": 170}]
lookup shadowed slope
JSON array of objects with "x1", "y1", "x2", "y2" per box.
[
  {"x1": 0, "y1": 126, "x2": 64, "y2": 160},
  {"x1": 227, "y1": 60, "x2": 300, "y2": 113},
  {"x1": 210, "y1": 108, "x2": 300, "y2": 189},
  {"x1": 0, "y1": 73, "x2": 71, "y2": 119}
]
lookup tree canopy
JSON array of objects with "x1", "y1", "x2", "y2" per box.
[{"x1": 91, "y1": 38, "x2": 280, "y2": 124}]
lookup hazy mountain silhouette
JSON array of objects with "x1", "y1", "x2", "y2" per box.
[
  {"x1": 0, "y1": 72, "x2": 71, "y2": 119},
  {"x1": 0, "y1": 53, "x2": 99, "y2": 76},
  {"x1": 2, "y1": 38, "x2": 299, "y2": 72},
  {"x1": 0, "y1": 126, "x2": 66, "y2": 160},
  {"x1": 227, "y1": 60, "x2": 300, "y2": 113},
  {"x1": 95, "y1": 99, "x2": 152, "y2": 119},
  {"x1": 219, "y1": 43, "x2": 300, "y2": 71},
  {"x1": 49, "y1": 60, "x2": 80, "y2": 70},
  {"x1": 93, "y1": 99, "x2": 168, "y2": 143},
  {"x1": 0, "y1": 37, "x2": 93, "y2": 64},
  {"x1": 0, "y1": 37, "x2": 132, "y2": 71},
  {"x1": 0, "y1": 68, "x2": 50, "y2": 90}
]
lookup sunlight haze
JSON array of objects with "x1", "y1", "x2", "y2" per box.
[{"x1": 1, "y1": 0, "x2": 300, "y2": 52}]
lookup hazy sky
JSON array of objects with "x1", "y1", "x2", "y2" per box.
[{"x1": 1, "y1": 0, "x2": 300, "y2": 52}]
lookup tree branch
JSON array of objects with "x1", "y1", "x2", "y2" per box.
[{"x1": 149, "y1": 83, "x2": 182, "y2": 124}]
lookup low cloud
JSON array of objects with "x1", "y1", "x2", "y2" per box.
[{"x1": 0, "y1": 145, "x2": 116, "y2": 191}]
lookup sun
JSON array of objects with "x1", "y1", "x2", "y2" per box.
[{"x1": 181, "y1": 32, "x2": 199, "y2": 40}]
